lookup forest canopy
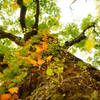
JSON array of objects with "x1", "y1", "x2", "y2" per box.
[{"x1": 0, "y1": 0, "x2": 100, "y2": 99}]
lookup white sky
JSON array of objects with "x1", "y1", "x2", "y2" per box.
[
  {"x1": 57, "y1": 0, "x2": 99, "y2": 68},
  {"x1": 0, "y1": 0, "x2": 98, "y2": 68},
  {"x1": 57, "y1": 0, "x2": 96, "y2": 25}
]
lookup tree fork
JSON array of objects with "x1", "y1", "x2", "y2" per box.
[{"x1": 65, "y1": 23, "x2": 95, "y2": 47}]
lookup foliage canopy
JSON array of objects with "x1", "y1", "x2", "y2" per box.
[{"x1": 0, "y1": 0, "x2": 100, "y2": 99}]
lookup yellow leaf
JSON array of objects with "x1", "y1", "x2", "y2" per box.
[
  {"x1": 24, "y1": 0, "x2": 33, "y2": 4},
  {"x1": 47, "y1": 55, "x2": 52, "y2": 62},
  {"x1": 11, "y1": 1, "x2": 19, "y2": 11},
  {"x1": 57, "y1": 67, "x2": 64, "y2": 74},
  {"x1": 84, "y1": 39, "x2": 95, "y2": 52},
  {"x1": 8, "y1": 87, "x2": 19, "y2": 94}
]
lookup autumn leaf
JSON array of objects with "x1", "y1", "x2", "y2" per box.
[
  {"x1": 47, "y1": 55, "x2": 52, "y2": 62},
  {"x1": 0, "y1": 93, "x2": 11, "y2": 100},
  {"x1": 8, "y1": 87, "x2": 19, "y2": 94},
  {"x1": 43, "y1": 42, "x2": 47, "y2": 51},
  {"x1": 23, "y1": 56, "x2": 38, "y2": 66},
  {"x1": 43, "y1": 32, "x2": 47, "y2": 42},
  {"x1": 37, "y1": 55, "x2": 45, "y2": 65},
  {"x1": 31, "y1": 60, "x2": 38, "y2": 66},
  {"x1": 35, "y1": 45, "x2": 43, "y2": 53}
]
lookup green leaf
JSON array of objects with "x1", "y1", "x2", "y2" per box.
[
  {"x1": 81, "y1": 14, "x2": 93, "y2": 30},
  {"x1": 46, "y1": 68, "x2": 54, "y2": 76},
  {"x1": 57, "y1": 67, "x2": 64, "y2": 74},
  {"x1": 20, "y1": 72, "x2": 27, "y2": 79},
  {"x1": 12, "y1": 79, "x2": 21, "y2": 84},
  {"x1": 8, "y1": 83, "x2": 16, "y2": 89}
]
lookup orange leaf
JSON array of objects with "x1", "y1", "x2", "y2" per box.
[
  {"x1": 8, "y1": 87, "x2": 19, "y2": 94},
  {"x1": 47, "y1": 55, "x2": 52, "y2": 62},
  {"x1": 0, "y1": 93, "x2": 11, "y2": 100},
  {"x1": 43, "y1": 34, "x2": 47, "y2": 42},
  {"x1": 23, "y1": 56, "x2": 38, "y2": 66},
  {"x1": 32, "y1": 60, "x2": 38, "y2": 66},
  {"x1": 35, "y1": 45, "x2": 43, "y2": 53},
  {"x1": 38, "y1": 55, "x2": 42, "y2": 59},
  {"x1": 43, "y1": 42, "x2": 47, "y2": 51},
  {"x1": 38, "y1": 55, "x2": 45, "y2": 65}
]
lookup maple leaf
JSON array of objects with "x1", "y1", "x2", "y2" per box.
[
  {"x1": 37, "y1": 55, "x2": 45, "y2": 65},
  {"x1": 8, "y1": 87, "x2": 19, "y2": 94}
]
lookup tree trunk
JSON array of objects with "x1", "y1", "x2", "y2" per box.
[{"x1": 18, "y1": 51, "x2": 100, "y2": 100}]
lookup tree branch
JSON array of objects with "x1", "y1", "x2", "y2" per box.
[
  {"x1": 65, "y1": 23, "x2": 95, "y2": 47},
  {"x1": 0, "y1": 30, "x2": 22, "y2": 45},
  {"x1": 24, "y1": 0, "x2": 40, "y2": 41},
  {"x1": 0, "y1": 0, "x2": 40, "y2": 45},
  {"x1": 17, "y1": 0, "x2": 27, "y2": 32},
  {"x1": 32, "y1": 0, "x2": 39, "y2": 31},
  {"x1": 24, "y1": 30, "x2": 37, "y2": 41},
  {"x1": 0, "y1": 30, "x2": 38, "y2": 45}
]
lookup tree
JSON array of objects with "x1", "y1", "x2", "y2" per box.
[{"x1": 0, "y1": 0, "x2": 100, "y2": 99}]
